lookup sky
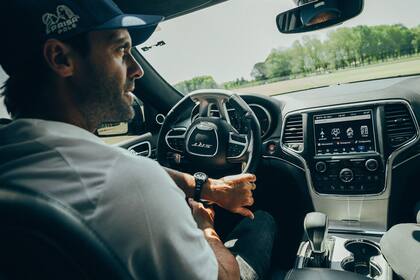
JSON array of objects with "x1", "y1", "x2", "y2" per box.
[{"x1": 139, "y1": 0, "x2": 420, "y2": 84}]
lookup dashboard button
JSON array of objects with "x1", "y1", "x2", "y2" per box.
[
  {"x1": 365, "y1": 159, "x2": 379, "y2": 172},
  {"x1": 315, "y1": 161, "x2": 327, "y2": 173},
  {"x1": 339, "y1": 168, "x2": 354, "y2": 183}
]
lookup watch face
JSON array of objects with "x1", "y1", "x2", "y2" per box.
[{"x1": 194, "y1": 172, "x2": 207, "y2": 181}]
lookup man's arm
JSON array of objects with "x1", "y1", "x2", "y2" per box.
[
  {"x1": 163, "y1": 167, "x2": 197, "y2": 198},
  {"x1": 164, "y1": 167, "x2": 256, "y2": 218},
  {"x1": 188, "y1": 198, "x2": 240, "y2": 280}
]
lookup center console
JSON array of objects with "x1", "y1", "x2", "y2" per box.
[
  {"x1": 282, "y1": 100, "x2": 418, "y2": 199},
  {"x1": 295, "y1": 212, "x2": 392, "y2": 280},
  {"x1": 279, "y1": 101, "x2": 418, "y2": 278},
  {"x1": 310, "y1": 108, "x2": 385, "y2": 195},
  {"x1": 280, "y1": 99, "x2": 418, "y2": 230}
]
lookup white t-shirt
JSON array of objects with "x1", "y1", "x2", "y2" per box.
[{"x1": 0, "y1": 118, "x2": 218, "y2": 280}]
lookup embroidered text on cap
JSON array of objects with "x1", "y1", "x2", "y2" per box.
[{"x1": 42, "y1": 5, "x2": 80, "y2": 35}]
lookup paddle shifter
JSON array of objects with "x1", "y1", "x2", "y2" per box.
[{"x1": 303, "y1": 212, "x2": 329, "y2": 267}]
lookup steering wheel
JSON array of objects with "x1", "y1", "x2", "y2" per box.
[{"x1": 157, "y1": 89, "x2": 261, "y2": 176}]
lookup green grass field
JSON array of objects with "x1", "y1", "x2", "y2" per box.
[{"x1": 238, "y1": 56, "x2": 420, "y2": 96}]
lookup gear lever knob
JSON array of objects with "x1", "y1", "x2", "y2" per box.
[{"x1": 304, "y1": 212, "x2": 328, "y2": 254}]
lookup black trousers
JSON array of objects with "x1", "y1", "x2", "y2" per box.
[{"x1": 224, "y1": 211, "x2": 277, "y2": 280}]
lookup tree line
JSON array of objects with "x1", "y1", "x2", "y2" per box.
[{"x1": 175, "y1": 24, "x2": 420, "y2": 94}]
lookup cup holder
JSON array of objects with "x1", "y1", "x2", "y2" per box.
[{"x1": 342, "y1": 239, "x2": 382, "y2": 278}]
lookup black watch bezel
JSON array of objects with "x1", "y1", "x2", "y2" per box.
[{"x1": 193, "y1": 172, "x2": 208, "y2": 201}]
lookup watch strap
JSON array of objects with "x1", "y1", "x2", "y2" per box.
[{"x1": 193, "y1": 172, "x2": 207, "y2": 201}]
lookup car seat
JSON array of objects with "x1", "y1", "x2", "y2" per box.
[
  {"x1": 380, "y1": 208, "x2": 420, "y2": 280},
  {"x1": 0, "y1": 185, "x2": 133, "y2": 280}
]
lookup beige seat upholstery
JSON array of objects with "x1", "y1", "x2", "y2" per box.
[{"x1": 380, "y1": 212, "x2": 420, "y2": 280}]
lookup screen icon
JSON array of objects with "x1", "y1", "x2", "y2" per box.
[
  {"x1": 360, "y1": 125, "x2": 369, "y2": 137},
  {"x1": 346, "y1": 127, "x2": 354, "y2": 138},
  {"x1": 357, "y1": 145, "x2": 366, "y2": 152},
  {"x1": 331, "y1": 128, "x2": 341, "y2": 137},
  {"x1": 320, "y1": 128, "x2": 326, "y2": 139}
]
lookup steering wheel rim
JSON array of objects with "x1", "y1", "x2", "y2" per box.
[{"x1": 157, "y1": 89, "x2": 261, "y2": 175}]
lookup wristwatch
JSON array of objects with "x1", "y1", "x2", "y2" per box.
[{"x1": 193, "y1": 172, "x2": 208, "y2": 201}]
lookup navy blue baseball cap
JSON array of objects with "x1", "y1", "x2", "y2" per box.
[{"x1": 0, "y1": 0, "x2": 164, "y2": 75}]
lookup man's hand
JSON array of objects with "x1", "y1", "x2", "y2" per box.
[
  {"x1": 163, "y1": 168, "x2": 256, "y2": 219},
  {"x1": 202, "y1": 173, "x2": 256, "y2": 219},
  {"x1": 188, "y1": 198, "x2": 215, "y2": 230},
  {"x1": 188, "y1": 198, "x2": 240, "y2": 280}
]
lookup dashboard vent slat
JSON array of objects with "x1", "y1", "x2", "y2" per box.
[
  {"x1": 384, "y1": 104, "x2": 416, "y2": 148},
  {"x1": 283, "y1": 114, "x2": 304, "y2": 152}
]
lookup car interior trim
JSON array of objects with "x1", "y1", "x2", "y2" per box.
[
  {"x1": 391, "y1": 150, "x2": 420, "y2": 169},
  {"x1": 262, "y1": 155, "x2": 305, "y2": 172}
]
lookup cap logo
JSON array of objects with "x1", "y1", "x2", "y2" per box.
[{"x1": 42, "y1": 5, "x2": 80, "y2": 35}]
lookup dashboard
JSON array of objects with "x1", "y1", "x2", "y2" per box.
[
  {"x1": 161, "y1": 77, "x2": 420, "y2": 197},
  {"x1": 234, "y1": 75, "x2": 420, "y2": 230},
  {"x1": 115, "y1": 75, "x2": 420, "y2": 230}
]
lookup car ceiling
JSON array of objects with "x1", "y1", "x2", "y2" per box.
[{"x1": 115, "y1": 0, "x2": 228, "y2": 20}]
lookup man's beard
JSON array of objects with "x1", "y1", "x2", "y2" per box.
[{"x1": 74, "y1": 64, "x2": 135, "y2": 130}]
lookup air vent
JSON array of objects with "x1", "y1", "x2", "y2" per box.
[
  {"x1": 283, "y1": 114, "x2": 304, "y2": 152},
  {"x1": 384, "y1": 103, "x2": 416, "y2": 148},
  {"x1": 128, "y1": 141, "x2": 151, "y2": 158}
]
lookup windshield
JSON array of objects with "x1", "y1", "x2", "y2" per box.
[{"x1": 138, "y1": 0, "x2": 420, "y2": 96}]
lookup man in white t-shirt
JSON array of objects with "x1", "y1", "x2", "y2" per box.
[{"x1": 0, "y1": 0, "x2": 277, "y2": 279}]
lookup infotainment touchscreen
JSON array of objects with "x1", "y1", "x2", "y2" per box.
[{"x1": 314, "y1": 110, "x2": 375, "y2": 155}]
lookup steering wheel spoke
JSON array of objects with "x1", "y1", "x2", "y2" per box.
[
  {"x1": 215, "y1": 99, "x2": 231, "y2": 123},
  {"x1": 227, "y1": 132, "x2": 249, "y2": 162},
  {"x1": 165, "y1": 127, "x2": 187, "y2": 152},
  {"x1": 198, "y1": 100, "x2": 210, "y2": 117}
]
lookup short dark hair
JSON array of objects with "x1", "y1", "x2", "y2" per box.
[{"x1": 1, "y1": 32, "x2": 90, "y2": 118}]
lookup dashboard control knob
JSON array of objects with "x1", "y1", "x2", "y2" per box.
[
  {"x1": 315, "y1": 161, "x2": 327, "y2": 173},
  {"x1": 339, "y1": 168, "x2": 354, "y2": 183},
  {"x1": 365, "y1": 159, "x2": 379, "y2": 172}
]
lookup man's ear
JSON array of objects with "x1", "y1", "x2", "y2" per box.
[{"x1": 43, "y1": 39, "x2": 75, "y2": 78}]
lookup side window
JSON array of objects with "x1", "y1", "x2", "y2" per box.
[{"x1": 0, "y1": 66, "x2": 10, "y2": 119}]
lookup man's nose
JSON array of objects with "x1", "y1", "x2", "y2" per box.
[{"x1": 127, "y1": 52, "x2": 144, "y2": 80}]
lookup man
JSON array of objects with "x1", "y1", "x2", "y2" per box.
[{"x1": 0, "y1": 0, "x2": 276, "y2": 279}]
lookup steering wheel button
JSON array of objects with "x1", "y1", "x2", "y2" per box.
[{"x1": 231, "y1": 134, "x2": 247, "y2": 143}]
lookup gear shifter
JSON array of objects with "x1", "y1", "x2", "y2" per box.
[{"x1": 304, "y1": 212, "x2": 329, "y2": 267}]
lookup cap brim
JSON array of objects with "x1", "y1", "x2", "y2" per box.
[{"x1": 95, "y1": 14, "x2": 164, "y2": 45}]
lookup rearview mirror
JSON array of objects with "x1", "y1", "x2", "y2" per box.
[{"x1": 276, "y1": 0, "x2": 364, "y2": 34}]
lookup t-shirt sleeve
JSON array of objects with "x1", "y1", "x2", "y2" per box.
[{"x1": 88, "y1": 155, "x2": 218, "y2": 280}]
